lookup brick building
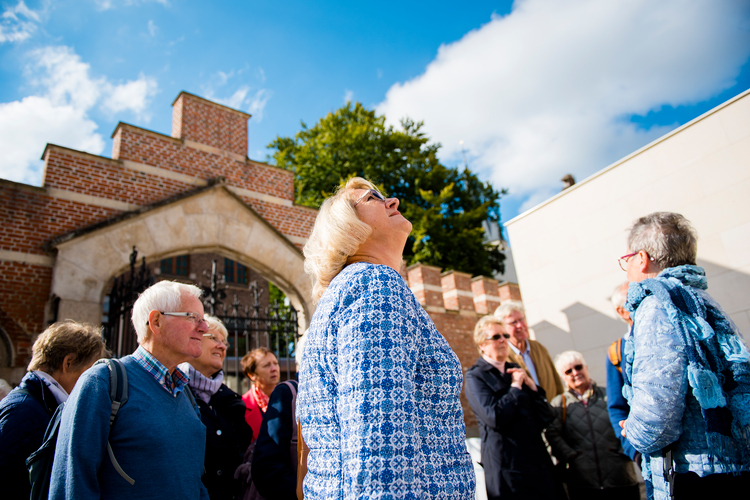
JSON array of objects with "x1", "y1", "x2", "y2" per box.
[
  {"x1": 0, "y1": 91, "x2": 317, "y2": 383},
  {"x1": 0, "y1": 91, "x2": 522, "y2": 430}
]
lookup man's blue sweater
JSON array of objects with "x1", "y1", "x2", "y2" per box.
[{"x1": 50, "y1": 356, "x2": 209, "y2": 500}]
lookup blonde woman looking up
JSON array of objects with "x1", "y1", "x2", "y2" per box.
[{"x1": 296, "y1": 177, "x2": 475, "y2": 499}]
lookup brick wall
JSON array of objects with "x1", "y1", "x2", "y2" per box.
[
  {"x1": 405, "y1": 264, "x2": 520, "y2": 431},
  {"x1": 0, "y1": 91, "x2": 316, "y2": 377}
]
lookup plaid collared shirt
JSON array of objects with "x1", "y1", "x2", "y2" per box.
[{"x1": 132, "y1": 345, "x2": 189, "y2": 397}]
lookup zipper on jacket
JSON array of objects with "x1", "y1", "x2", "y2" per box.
[{"x1": 584, "y1": 404, "x2": 604, "y2": 488}]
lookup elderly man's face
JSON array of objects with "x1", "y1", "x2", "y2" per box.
[
  {"x1": 158, "y1": 294, "x2": 208, "y2": 362},
  {"x1": 502, "y1": 310, "x2": 528, "y2": 347}
]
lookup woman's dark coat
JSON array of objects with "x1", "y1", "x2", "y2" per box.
[
  {"x1": 0, "y1": 372, "x2": 60, "y2": 500},
  {"x1": 198, "y1": 383, "x2": 253, "y2": 500},
  {"x1": 546, "y1": 385, "x2": 637, "y2": 491},
  {"x1": 252, "y1": 380, "x2": 298, "y2": 500},
  {"x1": 465, "y1": 358, "x2": 559, "y2": 500}
]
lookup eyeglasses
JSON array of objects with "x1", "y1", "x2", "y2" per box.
[
  {"x1": 203, "y1": 333, "x2": 230, "y2": 349},
  {"x1": 618, "y1": 252, "x2": 638, "y2": 271},
  {"x1": 618, "y1": 251, "x2": 655, "y2": 271},
  {"x1": 564, "y1": 364, "x2": 584, "y2": 376},
  {"x1": 485, "y1": 333, "x2": 511, "y2": 342},
  {"x1": 353, "y1": 189, "x2": 386, "y2": 207},
  {"x1": 160, "y1": 311, "x2": 207, "y2": 327}
]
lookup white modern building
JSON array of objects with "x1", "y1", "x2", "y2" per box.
[{"x1": 505, "y1": 89, "x2": 750, "y2": 383}]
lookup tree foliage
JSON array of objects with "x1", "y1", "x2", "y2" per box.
[{"x1": 268, "y1": 102, "x2": 507, "y2": 277}]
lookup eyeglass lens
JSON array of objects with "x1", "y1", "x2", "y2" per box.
[
  {"x1": 564, "y1": 364, "x2": 583, "y2": 375},
  {"x1": 486, "y1": 333, "x2": 511, "y2": 341}
]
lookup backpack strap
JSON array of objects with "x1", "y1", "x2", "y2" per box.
[
  {"x1": 95, "y1": 358, "x2": 135, "y2": 486},
  {"x1": 608, "y1": 338, "x2": 623, "y2": 374}
]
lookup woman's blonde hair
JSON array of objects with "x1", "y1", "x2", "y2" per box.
[
  {"x1": 473, "y1": 315, "x2": 505, "y2": 353},
  {"x1": 303, "y1": 177, "x2": 380, "y2": 302}
]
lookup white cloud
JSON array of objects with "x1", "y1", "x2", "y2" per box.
[
  {"x1": 248, "y1": 89, "x2": 271, "y2": 122},
  {"x1": 94, "y1": 0, "x2": 169, "y2": 11},
  {"x1": 0, "y1": 0, "x2": 42, "y2": 43},
  {"x1": 147, "y1": 19, "x2": 157, "y2": 37},
  {"x1": 377, "y1": 0, "x2": 750, "y2": 216},
  {"x1": 343, "y1": 89, "x2": 354, "y2": 103},
  {"x1": 203, "y1": 68, "x2": 272, "y2": 122},
  {"x1": 0, "y1": 96, "x2": 105, "y2": 184},
  {"x1": 214, "y1": 85, "x2": 250, "y2": 110},
  {"x1": 0, "y1": 46, "x2": 159, "y2": 185}
]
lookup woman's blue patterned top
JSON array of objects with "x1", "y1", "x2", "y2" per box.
[{"x1": 297, "y1": 262, "x2": 476, "y2": 499}]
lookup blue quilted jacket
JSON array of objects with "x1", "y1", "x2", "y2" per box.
[
  {"x1": 623, "y1": 275, "x2": 750, "y2": 500},
  {"x1": 297, "y1": 263, "x2": 476, "y2": 499},
  {"x1": 0, "y1": 371, "x2": 60, "y2": 500}
]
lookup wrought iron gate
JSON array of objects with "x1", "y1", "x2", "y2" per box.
[
  {"x1": 103, "y1": 247, "x2": 154, "y2": 357},
  {"x1": 201, "y1": 259, "x2": 299, "y2": 392},
  {"x1": 103, "y1": 253, "x2": 299, "y2": 390}
]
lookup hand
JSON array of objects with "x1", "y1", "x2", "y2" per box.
[
  {"x1": 619, "y1": 419, "x2": 627, "y2": 438},
  {"x1": 522, "y1": 372, "x2": 538, "y2": 392},
  {"x1": 508, "y1": 368, "x2": 525, "y2": 389}
]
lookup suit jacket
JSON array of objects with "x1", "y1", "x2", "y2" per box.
[
  {"x1": 464, "y1": 358, "x2": 559, "y2": 500},
  {"x1": 507, "y1": 339, "x2": 564, "y2": 400}
]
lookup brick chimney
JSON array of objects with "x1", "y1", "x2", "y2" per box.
[
  {"x1": 407, "y1": 264, "x2": 444, "y2": 309},
  {"x1": 471, "y1": 276, "x2": 502, "y2": 315},
  {"x1": 171, "y1": 91, "x2": 251, "y2": 158},
  {"x1": 441, "y1": 271, "x2": 476, "y2": 312}
]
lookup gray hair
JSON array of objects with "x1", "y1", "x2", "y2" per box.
[
  {"x1": 610, "y1": 282, "x2": 628, "y2": 311},
  {"x1": 494, "y1": 300, "x2": 525, "y2": 321},
  {"x1": 627, "y1": 212, "x2": 697, "y2": 270},
  {"x1": 303, "y1": 177, "x2": 378, "y2": 303},
  {"x1": 554, "y1": 350, "x2": 587, "y2": 379},
  {"x1": 131, "y1": 281, "x2": 202, "y2": 343},
  {"x1": 205, "y1": 315, "x2": 228, "y2": 339}
]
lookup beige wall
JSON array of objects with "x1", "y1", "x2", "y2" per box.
[{"x1": 505, "y1": 89, "x2": 750, "y2": 384}]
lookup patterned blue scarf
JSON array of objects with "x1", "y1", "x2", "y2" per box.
[{"x1": 625, "y1": 265, "x2": 750, "y2": 471}]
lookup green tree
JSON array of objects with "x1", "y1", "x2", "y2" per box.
[{"x1": 268, "y1": 102, "x2": 506, "y2": 277}]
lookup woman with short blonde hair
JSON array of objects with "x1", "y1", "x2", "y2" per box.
[{"x1": 297, "y1": 177, "x2": 475, "y2": 498}]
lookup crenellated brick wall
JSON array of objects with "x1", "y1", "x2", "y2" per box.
[{"x1": 405, "y1": 263, "x2": 521, "y2": 431}]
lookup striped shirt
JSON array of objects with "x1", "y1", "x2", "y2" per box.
[{"x1": 132, "y1": 346, "x2": 189, "y2": 397}]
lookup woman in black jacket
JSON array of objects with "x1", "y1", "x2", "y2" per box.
[
  {"x1": 546, "y1": 351, "x2": 638, "y2": 500},
  {"x1": 464, "y1": 316, "x2": 560, "y2": 500},
  {"x1": 0, "y1": 321, "x2": 107, "y2": 500},
  {"x1": 183, "y1": 316, "x2": 252, "y2": 500}
]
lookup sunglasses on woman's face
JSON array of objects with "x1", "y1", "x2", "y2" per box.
[
  {"x1": 353, "y1": 189, "x2": 386, "y2": 207},
  {"x1": 564, "y1": 364, "x2": 584, "y2": 376},
  {"x1": 485, "y1": 333, "x2": 511, "y2": 342}
]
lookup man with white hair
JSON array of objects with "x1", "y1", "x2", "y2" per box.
[
  {"x1": 50, "y1": 281, "x2": 210, "y2": 499},
  {"x1": 494, "y1": 301, "x2": 563, "y2": 400},
  {"x1": 605, "y1": 282, "x2": 640, "y2": 465}
]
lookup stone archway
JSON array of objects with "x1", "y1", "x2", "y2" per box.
[{"x1": 50, "y1": 185, "x2": 313, "y2": 336}]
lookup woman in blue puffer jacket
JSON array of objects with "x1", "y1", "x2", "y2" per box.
[
  {"x1": 0, "y1": 321, "x2": 107, "y2": 500},
  {"x1": 619, "y1": 212, "x2": 750, "y2": 500}
]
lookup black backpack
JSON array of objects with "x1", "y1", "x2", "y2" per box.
[{"x1": 25, "y1": 358, "x2": 136, "y2": 499}]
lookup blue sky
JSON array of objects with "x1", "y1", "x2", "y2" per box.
[{"x1": 1, "y1": 0, "x2": 749, "y2": 223}]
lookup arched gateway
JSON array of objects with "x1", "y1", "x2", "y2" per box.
[{"x1": 50, "y1": 183, "x2": 312, "y2": 336}]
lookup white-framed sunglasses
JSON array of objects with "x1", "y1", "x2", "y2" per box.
[{"x1": 352, "y1": 189, "x2": 386, "y2": 207}]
